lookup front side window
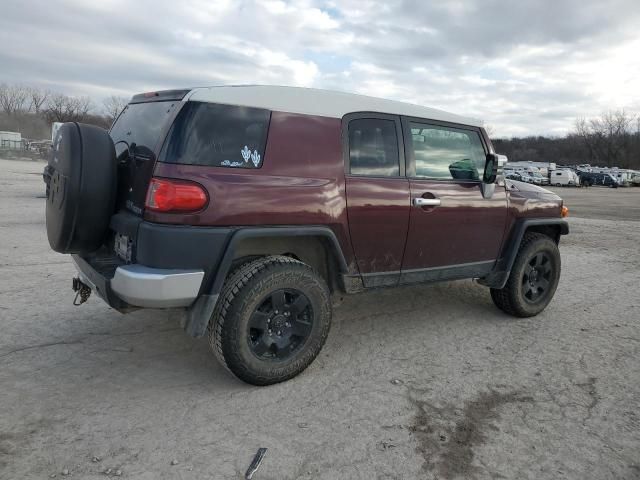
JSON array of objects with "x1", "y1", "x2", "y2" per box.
[
  {"x1": 348, "y1": 118, "x2": 400, "y2": 176},
  {"x1": 160, "y1": 102, "x2": 270, "y2": 168},
  {"x1": 408, "y1": 123, "x2": 486, "y2": 180}
]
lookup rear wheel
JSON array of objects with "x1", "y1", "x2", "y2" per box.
[
  {"x1": 490, "y1": 232, "x2": 561, "y2": 317},
  {"x1": 209, "y1": 256, "x2": 332, "y2": 385}
]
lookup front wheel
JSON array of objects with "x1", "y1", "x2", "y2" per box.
[
  {"x1": 209, "y1": 256, "x2": 332, "y2": 385},
  {"x1": 490, "y1": 232, "x2": 561, "y2": 317}
]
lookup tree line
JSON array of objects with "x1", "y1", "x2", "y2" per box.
[
  {"x1": 494, "y1": 110, "x2": 640, "y2": 170},
  {"x1": 2, "y1": 82, "x2": 639, "y2": 170},
  {"x1": 0, "y1": 83, "x2": 128, "y2": 140}
]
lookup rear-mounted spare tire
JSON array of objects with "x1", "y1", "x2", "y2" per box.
[{"x1": 45, "y1": 122, "x2": 117, "y2": 254}]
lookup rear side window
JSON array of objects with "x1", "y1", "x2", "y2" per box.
[
  {"x1": 160, "y1": 102, "x2": 270, "y2": 168},
  {"x1": 348, "y1": 118, "x2": 400, "y2": 176},
  {"x1": 408, "y1": 123, "x2": 486, "y2": 180}
]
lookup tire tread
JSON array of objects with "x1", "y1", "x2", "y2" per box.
[
  {"x1": 208, "y1": 255, "x2": 330, "y2": 385},
  {"x1": 490, "y1": 232, "x2": 560, "y2": 317}
]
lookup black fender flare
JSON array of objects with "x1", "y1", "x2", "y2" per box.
[
  {"x1": 183, "y1": 226, "x2": 349, "y2": 337},
  {"x1": 479, "y1": 218, "x2": 569, "y2": 289}
]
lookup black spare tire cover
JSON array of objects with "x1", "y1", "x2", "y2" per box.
[{"x1": 45, "y1": 122, "x2": 116, "y2": 254}]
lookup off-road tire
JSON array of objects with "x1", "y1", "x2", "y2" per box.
[
  {"x1": 209, "y1": 256, "x2": 332, "y2": 386},
  {"x1": 45, "y1": 122, "x2": 116, "y2": 254},
  {"x1": 490, "y1": 232, "x2": 561, "y2": 317}
]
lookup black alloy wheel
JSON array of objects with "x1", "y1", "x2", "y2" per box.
[
  {"x1": 521, "y1": 253, "x2": 553, "y2": 303},
  {"x1": 248, "y1": 289, "x2": 313, "y2": 360},
  {"x1": 490, "y1": 232, "x2": 561, "y2": 318}
]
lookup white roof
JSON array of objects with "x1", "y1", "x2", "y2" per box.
[{"x1": 185, "y1": 85, "x2": 481, "y2": 127}]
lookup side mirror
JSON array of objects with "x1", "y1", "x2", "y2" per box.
[{"x1": 483, "y1": 153, "x2": 508, "y2": 183}]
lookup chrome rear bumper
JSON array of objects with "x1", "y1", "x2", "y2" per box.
[{"x1": 72, "y1": 257, "x2": 204, "y2": 309}]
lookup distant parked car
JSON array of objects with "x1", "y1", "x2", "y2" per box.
[
  {"x1": 515, "y1": 172, "x2": 542, "y2": 185},
  {"x1": 505, "y1": 171, "x2": 539, "y2": 184},
  {"x1": 578, "y1": 171, "x2": 619, "y2": 188},
  {"x1": 531, "y1": 172, "x2": 548, "y2": 185}
]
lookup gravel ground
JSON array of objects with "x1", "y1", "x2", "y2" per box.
[
  {"x1": 1, "y1": 159, "x2": 639, "y2": 480},
  {"x1": 545, "y1": 185, "x2": 640, "y2": 221}
]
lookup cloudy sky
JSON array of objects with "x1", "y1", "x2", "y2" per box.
[{"x1": 1, "y1": 0, "x2": 639, "y2": 137}]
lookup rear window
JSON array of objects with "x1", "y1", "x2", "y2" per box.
[
  {"x1": 159, "y1": 102, "x2": 271, "y2": 168},
  {"x1": 109, "y1": 101, "x2": 177, "y2": 158},
  {"x1": 348, "y1": 118, "x2": 400, "y2": 176}
]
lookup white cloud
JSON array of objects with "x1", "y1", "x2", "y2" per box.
[{"x1": 0, "y1": 0, "x2": 639, "y2": 136}]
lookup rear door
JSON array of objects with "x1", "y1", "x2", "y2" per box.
[
  {"x1": 344, "y1": 114, "x2": 410, "y2": 287},
  {"x1": 109, "y1": 93, "x2": 186, "y2": 216},
  {"x1": 400, "y1": 118, "x2": 507, "y2": 284}
]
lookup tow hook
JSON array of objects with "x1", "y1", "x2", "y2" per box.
[{"x1": 72, "y1": 277, "x2": 91, "y2": 306}]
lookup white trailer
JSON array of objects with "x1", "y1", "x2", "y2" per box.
[
  {"x1": 609, "y1": 170, "x2": 635, "y2": 186},
  {"x1": 550, "y1": 169, "x2": 579, "y2": 186},
  {"x1": 0, "y1": 131, "x2": 22, "y2": 149}
]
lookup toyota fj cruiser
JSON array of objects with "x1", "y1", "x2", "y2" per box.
[{"x1": 44, "y1": 85, "x2": 569, "y2": 385}]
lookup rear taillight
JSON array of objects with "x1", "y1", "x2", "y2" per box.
[{"x1": 145, "y1": 178, "x2": 208, "y2": 213}]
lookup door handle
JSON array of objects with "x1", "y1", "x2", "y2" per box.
[{"x1": 413, "y1": 197, "x2": 441, "y2": 207}]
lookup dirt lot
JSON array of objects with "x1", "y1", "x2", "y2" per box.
[
  {"x1": 545, "y1": 185, "x2": 640, "y2": 221},
  {"x1": 1, "y1": 159, "x2": 639, "y2": 480}
]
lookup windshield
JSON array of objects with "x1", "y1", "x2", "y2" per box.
[{"x1": 110, "y1": 101, "x2": 177, "y2": 159}]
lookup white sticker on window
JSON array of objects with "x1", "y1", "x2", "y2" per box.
[
  {"x1": 240, "y1": 145, "x2": 261, "y2": 167},
  {"x1": 250, "y1": 150, "x2": 261, "y2": 167},
  {"x1": 241, "y1": 146, "x2": 251, "y2": 163},
  {"x1": 221, "y1": 160, "x2": 245, "y2": 167}
]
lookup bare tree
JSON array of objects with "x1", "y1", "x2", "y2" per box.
[
  {"x1": 45, "y1": 93, "x2": 93, "y2": 123},
  {"x1": 71, "y1": 96, "x2": 92, "y2": 119},
  {"x1": 102, "y1": 95, "x2": 128, "y2": 125},
  {"x1": 27, "y1": 87, "x2": 50, "y2": 114},
  {"x1": 0, "y1": 83, "x2": 29, "y2": 114},
  {"x1": 574, "y1": 117, "x2": 597, "y2": 161},
  {"x1": 574, "y1": 110, "x2": 636, "y2": 166},
  {"x1": 44, "y1": 93, "x2": 70, "y2": 123}
]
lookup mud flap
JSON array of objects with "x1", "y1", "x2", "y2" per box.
[{"x1": 181, "y1": 294, "x2": 219, "y2": 338}]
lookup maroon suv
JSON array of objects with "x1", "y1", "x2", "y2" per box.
[{"x1": 44, "y1": 85, "x2": 568, "y2": 385}]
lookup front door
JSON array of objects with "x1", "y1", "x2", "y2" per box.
[
  {"x1": 400, "y1": 119, "x2": 507, "y2": 284},
  {"x1": 344, "y1": 114, "x2": 410, "y2": 287}
]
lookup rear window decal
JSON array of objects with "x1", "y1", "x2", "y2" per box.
[
  {"x1": 251, "y1": 150, "x2": 261, "y2": 167},
  {"x1": 221, "y1": 160, "x2": 245, "y2": 167},
  {"x1": 240, "y1": 145, "x2": 261, "y2": 167},
  {"x1": 241, "y1": 146, "x2": 251, "y2": 163}
]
